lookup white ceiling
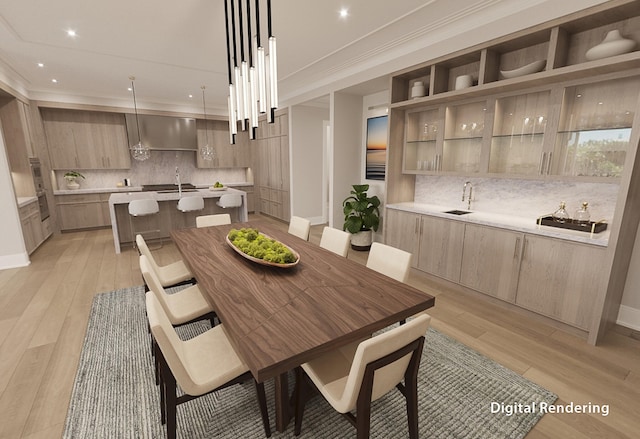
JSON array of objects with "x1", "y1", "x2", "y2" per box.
[{"x1": 0, "y1": 0, "x2": 608, "y2": 115}]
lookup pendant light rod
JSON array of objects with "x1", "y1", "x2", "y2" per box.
[
  {"x1": 224, "y1": 0, "x2": 233, "y2": 85},
  {"x1": 230, "y1": 0, "x2": 238, "y2": 68},
  {"x1": 267, "y1": 0, "x2": 273, "y2": 37},
  {"x1": 246, "y1": 0, "x2": 253, "y2": 67},
  {"x1": 129, "y1": 75, "x2": 142, "y2": 144},
  {"x1": 238, "y1": 0, "x2": 245, "y2": 62},
  {"x1": 255, "y1": 0, "x2": 261, "y2": 47},
  {"x1": 201, "y1": 86, "x2": 209, "y2": 145}
]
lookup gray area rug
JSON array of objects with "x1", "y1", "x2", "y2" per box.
[{"x1": 63, "y1": 286, "x2": 556, "y2": 438}]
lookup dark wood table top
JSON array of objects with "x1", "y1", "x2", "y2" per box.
[{"x1": 171, "y1": 220, "x2": 435, "y2": 382}]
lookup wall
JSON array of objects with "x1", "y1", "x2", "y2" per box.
[
  {"x1": 0, "y1": 126, "x2": 29, "y2": 268},
  {"x1": 331, "y1": 92, "x2": 363, "y2": 229},
  {"x1": 290, "y1": 105, "x2": 328, "y2": 223}
]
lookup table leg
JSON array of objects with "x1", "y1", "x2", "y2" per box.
[{"x1": 274, "y1": 372, "x2": 290, "y2": 432}]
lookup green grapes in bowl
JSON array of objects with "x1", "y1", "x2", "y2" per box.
[{"x1": 227, "y1": 228, "x2": 299, "y2": 267}]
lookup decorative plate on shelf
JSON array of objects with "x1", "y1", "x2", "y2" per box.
[
  {"x1": 225, "y1": 229, "x2": 300, "y2": 268},
  {"x1": 500, "y1": 60, "x2": 546, "y2": 79}
]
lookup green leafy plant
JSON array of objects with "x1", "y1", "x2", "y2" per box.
[
  {"x1": 342, "y1": 184, "x2": 380, "y2": 234},
  {"x1": 228, "y1": 228, "x2": 297, "y2": 264},
  {"x1": 63, "y1": 171, "x2": 85, "y2": 181}
]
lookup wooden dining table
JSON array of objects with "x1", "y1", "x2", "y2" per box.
[{"x1": 171, "y1": 220, "x2": 436, "y2": 432}]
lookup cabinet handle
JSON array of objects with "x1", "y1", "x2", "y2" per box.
[
  {"x1": 546, "y1": 151, "x2": 552, "y2": 175},
  {"x1": 539, "y1": 152, "x2": 547, "y2": 175},
  {"x1": 415, "y1": 217, "x2": 420, "y2": 234},
  {"x1": 514, "y1": 237, "x2": 521, "y2": 258}
]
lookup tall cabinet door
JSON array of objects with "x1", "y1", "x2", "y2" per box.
[
  {"x1": 460, "y1": 224, "x2": 523, "y2": 302},
  {"x1": 417, "y1": 216, "x2": 465, "y2": 282},
  {"x1": 385, "y1": 209, "x2": 421, "y2": 268},
  {"x1": 515, "y1": 235, "x2": 605, "y2": 330}
]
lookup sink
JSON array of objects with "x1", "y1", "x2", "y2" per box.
[{"x1": 443, "y1": 209, "x2": 472, "y2": 215}]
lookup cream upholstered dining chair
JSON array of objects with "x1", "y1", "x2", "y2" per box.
[
  {"x1": 294, "y1": 312, "x2": 431, "y2": 439},
  {"x1": 177, "y1": 195, "x2": 204, "y2": 212},
  {"x1": 288, "y1": 216, "x2": 311, "y2": 241},
  {"x1": 145, "y1": 293, "x2": 271, "y2": 439},
  {"x1": 136, "y1": 235, "x2": 194, "y2": 290},
  {"x1": 196, "y1": 213, "x2": 231, "y2": 228},
  {"x1": 366, "y1": 242, "x2": 412, "y2": 283},
  {"x1": 319, "y1": 226, "x2": 350, "y2": 257},
  {"x1": 140, "y1": 255, "x2": 215, "y2": 327}
]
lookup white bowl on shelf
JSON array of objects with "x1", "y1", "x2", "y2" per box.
[{"x1": 500, "y1": 60, "x2": 546, "y2": 79}]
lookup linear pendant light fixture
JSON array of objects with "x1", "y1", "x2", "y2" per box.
[
  {"x1": 224, "y1": 0, "x2": 278, "y2": 144},
  {"x1": 200, "y1": 86, "x2": 216, "y2": 161},
  {"x1": 128, "y1": 76, "x2": 150, "y2": 161}
]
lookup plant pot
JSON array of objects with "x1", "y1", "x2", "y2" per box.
[
  {"x1": 350, "y1": 229, "x2": 373, "y2": 251},
  {"x1": 66, "y1": 179, "x2": 80, "y2": 190}
]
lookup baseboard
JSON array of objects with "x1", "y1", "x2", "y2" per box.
[
  {"x1": 0, "y1": 252, "x2": 30, "y2": 270},
  {"x1": 616, "y1": 305, "x2": 640, "y2": 331}
]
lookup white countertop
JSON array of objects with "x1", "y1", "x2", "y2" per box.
[
  {"x1": 387, "y1": 202, "x2": 609, "y2": 247},
  {"x1": 108, "y1": 187, "x2": 245, "y2": 205},
  {"x1": 54, "y1": 182, "x2": 252, "y2": 195},
  {"x1": 17, "y1": 196, "x2": 38, "y2": 208}
]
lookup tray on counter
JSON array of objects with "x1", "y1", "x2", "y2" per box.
[{"x1": 537, "y1": 216, "x2": 608, "y2": 234}]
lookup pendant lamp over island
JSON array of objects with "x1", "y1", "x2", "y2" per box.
[
  {"x1": 224, "y1": 0, "x2": 278, "y2": 144},
  {"x1": 199, "y1": 86, "x2": 216, "y2": 161},
  {"x1": 128, "y1": 76, "x2": 150, "y2": 161}
]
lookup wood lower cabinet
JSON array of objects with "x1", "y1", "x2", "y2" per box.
[
  {"x1": 55, "y1": 193, "x2": 111, "y2": 231},
  {"x1": 417, "y1": 215, "x2": 465, "y2": 282},
  {"x1": 460, "y1": 224, "x2": 523, "y2": 303},
  {"x1": 385, "y1": 209, "x2": 421, "y2": 268},
  {"x1": 515, "y1": 234, "x2": 605, "y2": 330},
  {"x1": 19, "y1": 201, "x2": 44, "y2": 254}
]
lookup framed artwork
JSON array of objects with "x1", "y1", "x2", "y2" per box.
[{"x1": 365, "y1": 115, "x2": 388, "y2": 180}]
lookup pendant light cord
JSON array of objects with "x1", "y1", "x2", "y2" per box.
[
  {"x1": 201, "y1": 86, "x2": 209, "y2": 145},
  {"x1": 129, "y1": 76, "x2": 142, "y2": 144}
]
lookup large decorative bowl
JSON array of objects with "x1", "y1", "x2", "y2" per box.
[
  {"x1": 225, "y1": 233, "x2": 300, "y2": 268},
  {"x1": 500, "y1": 60, "x2": 546, "y2": 79}
]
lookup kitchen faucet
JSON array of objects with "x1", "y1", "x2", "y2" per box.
[
  {"x1": 175, "y1": 166, "x2": 182, "y2": 197},
  {"x1": 462, "y1": 181, "x2": 473, "y2": 210}
]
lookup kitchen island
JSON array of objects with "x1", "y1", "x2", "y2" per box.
[{"x1": 109, "y1": 187, "x2": 247, "y2": 253}]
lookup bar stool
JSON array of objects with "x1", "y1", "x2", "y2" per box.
[
  {"x1": 177, "y1": 195, "x2": 204, "y2": 213},
  {"x1": 129, "y1": 199, "x2": 161, "y2": 249},
  {"x1": 216, "y1": 193, "x2": 242, "y2": 222}
]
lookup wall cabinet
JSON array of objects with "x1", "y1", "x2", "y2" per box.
[
  {"x1": 515, "y1": 234, "x2": 606, "y2": 330},
  {"x1": 0, "y1": 99, "x2": 37, "y2": 197},
  {"x1": 55, "y1": 193, "x2": 111, "y2": 231},
  {"x1": 196, "y1": 119, "x2": 251, "y2": 168},
  {"x1": 41, "y1": 109, "x2": 131, "y2": 170}
]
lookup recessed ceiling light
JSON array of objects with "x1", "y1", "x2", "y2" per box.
[
  {"x1": 339, "y1": 8, "x2": 348, "y2": 18},
  {"x1": 51, "y1": 79, "x2": 58, "y2": 83},
  {"x1": 188, "y1": 94, "x2": 193, "y2": 98},
  {"x1": 67, "y1": 29, "x2": 77, "y2": 37},
  {"x1": 37, "y1": 62, "x2": 44, "y2": 68},
  {"x1": 127, "y1": 87, "x2": 132, "y2": 91}
]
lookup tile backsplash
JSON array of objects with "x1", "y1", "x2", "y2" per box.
[
  {"x1": 414, "y1": 175, "x2": 619, "y2": 222},
  {"x1": 53, "y1": 151, "x2": 249, "y2": 190}
]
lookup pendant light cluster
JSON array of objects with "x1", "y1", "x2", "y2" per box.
[
  {"x1": 128, "y1": 76, "x2": 150, "y2": 161},
  {"x1": 200, "y1": 85, "x2": 216, "y2": 161},
  {"x1": 224, "y1": 0, "x2": 278, "y2": 144}
]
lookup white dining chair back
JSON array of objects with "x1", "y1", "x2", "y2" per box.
[
  {"x1": 196, "y1": 213, "x2": 231, "y2": 228},
  {"x1": 366, "y1": 242, "x2": 412, "y2": 283},
  {"x1": 288, "y1": 216, "x2": 311, "y2": 241},
  {"x1": 177, "y1": 195, "x2": 204, "y2": 212},
  {"x1": 319, "y1": 226, "x2": 350, "y2": 257},
  {"x1": 216, "y1": 193, "x2": 243, "y2": 208}
]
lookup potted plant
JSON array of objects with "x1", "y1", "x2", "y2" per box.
[
  {"x1": 64, "y1": 171, "x2": 85, "y2": 190},
  {"x1": 342, "y1": 184, "x2": 381, "y2": 251}
]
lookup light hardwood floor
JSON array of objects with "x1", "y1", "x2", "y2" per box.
[{"x1": 0, "y1": 213, "x2": 638, "y2": 438}]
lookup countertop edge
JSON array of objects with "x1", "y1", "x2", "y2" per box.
[
  {"x1": 54, "y1": 182, "x2": 253, "y2": 195},
  {"x1": 387, "y1": 202, "x2": 609, "y2": 247}
]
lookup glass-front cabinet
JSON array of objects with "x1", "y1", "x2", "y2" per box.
[
  {"x1": 403, "y1": 108, "x2": 441, "y2": 172},
  {"x1": 554, "y1": 77, "x2": 639, "y2": 178},
  {"x1": 443, "y1": 101, "x2": 486, "y2": 173},
  {"x1": 490, "y1": 91, "x2": 550, "y2": 175}
]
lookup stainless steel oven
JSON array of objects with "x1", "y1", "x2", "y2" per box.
[{"x1": 29, "y1": 158, "x2": 50, "y2": 221}]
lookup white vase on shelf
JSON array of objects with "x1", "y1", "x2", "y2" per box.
[
  {"x1": 410, "y1": 81, "x2": 426, "y2": 99},
  {"x1": 585, "y1": 30, "x2": 636, "y2": 61}
]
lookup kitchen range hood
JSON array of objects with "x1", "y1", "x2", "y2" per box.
[{"x1": 125, "y1": 113, "x2": 197, "y2": 151}]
